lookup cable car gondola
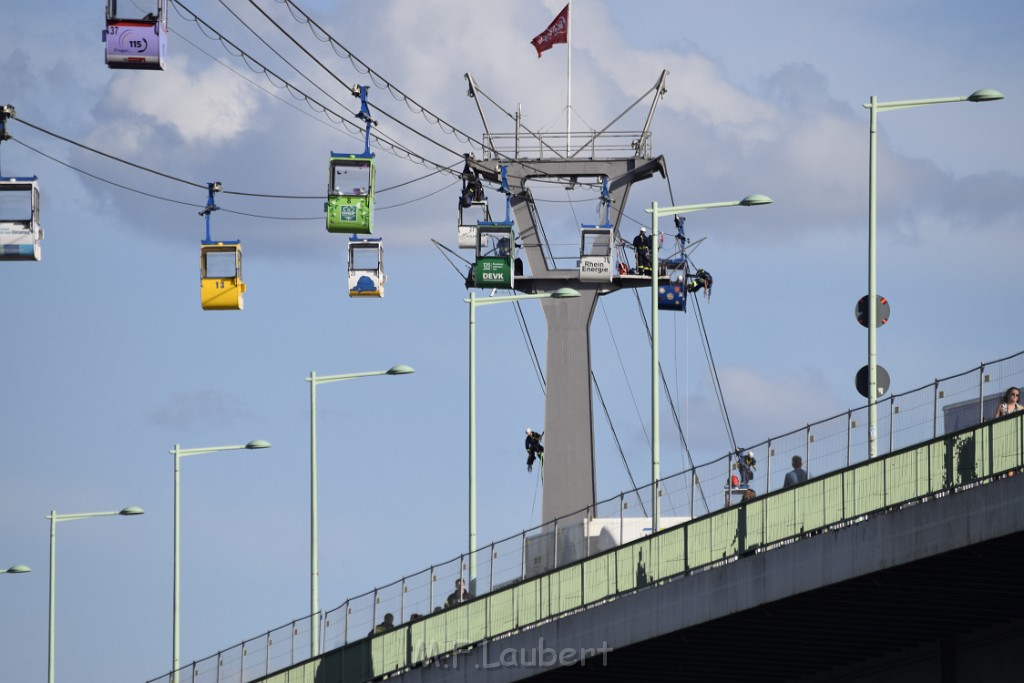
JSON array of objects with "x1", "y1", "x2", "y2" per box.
[
  {"x1": 579, "y1": 177, "x2": 613, "y2": 282},
  {"x1": 348, "y1": 236, "x2": 385, "y2": 297},
  {"x1": 198, "y1": 183, "x2": 245, "y2": 311},
  {"x1": 656, "y1": 216, "x2": 713, "y2": 312},
  {"x1": 472, "y1": 165, "x2": 516, "y2": 289},
  {"x1": 0, "y1": 176, "x2": 42, "y2": 261},
  {"x1": 0, "y1": 106, "x2": 42, "y2": 262},
  {"x1": 327, "y1": 86, "x2": 376, "y2": 234},
  {"x1": 104, "y1": 1, "x2": 167, "y2": 70},
  {"x1": 457, "y1": 159, "x2": 490, "y2": 249}
]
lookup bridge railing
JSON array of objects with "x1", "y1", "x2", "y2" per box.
[
  {"x1": 147, "y1": 349, "x2": 1024, "y2": 683},
  {"x1": 310, "y1": 410, "x2": 1022, "y2": 683}
]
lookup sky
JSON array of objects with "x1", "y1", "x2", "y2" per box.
[{"x1": 1, "y1": 1, "x2": 1022, "y2": 681}]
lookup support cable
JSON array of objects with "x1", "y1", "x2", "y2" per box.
[
  {"x1": 170, "y1": 0, "x2": 460, "y2": 176},
  {"x1": 265, "y1": 0, "x2": 482, "y2": 150},
  {"x1": 224, "y1": 0, "x2": 471, "y2": 162}
]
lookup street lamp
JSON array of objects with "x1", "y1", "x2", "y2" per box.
[
  {"x1": 465, "y1": 287, "x2": 580, "y2": 591},
  {"x1": 1, "y1": 564, "x2": 30, "y2": 573},
  {"x1": 646, "y1": 195, "x2": 772, "y2": 532},
  {"x1": 864, "y1": 89, "x2": 1002, "y2": 458},
  {"x1": 170, "y1": 441, "x2": 270, "y2": 682},
  {"x1": 305, "y1": 364, "x2": 414, "y2": 657},
  {"x1": 47, "y1": 506, "x2": 143, "y2": 683}
]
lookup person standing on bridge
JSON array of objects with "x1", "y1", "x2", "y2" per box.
[
  {"x1": 994, "y1": 387, "x2": 1023, "y2": 418},
  {"x1": 445, "y1": 578, "x2": 474, "y2": 608},
  {"x1": 784, "y1": 455, "x2": 808, "y2": 488},
  {"x1": 369, "y1": 612, "x2": 394, "y2": 636}
]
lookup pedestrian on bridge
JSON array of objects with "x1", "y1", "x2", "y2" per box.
[
  {"x1": 784, "y1": 455, "x2": 808, "y2": 488},
  {"x1": 995, "y1": 387, "x2": 1023, "y2": 418},
  {"x1": 445, "y1": 578, "x2": 474, "y2": 608}
]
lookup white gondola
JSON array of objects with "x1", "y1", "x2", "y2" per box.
[
  {"x1": 458, "y1": 200, "x2": 490, "y2": 249},
  {"x1": 104, "y1": 1, "x2": 167, "y2": 70},
  {"x1": 0, "y1": 176, "x2": 42, "y2": 261},
  {"x1": 457, "y1": 162, "x2": 490, "y2": 249},
  {"x1": 578, "y1": 177, "x2": 614, "y2": 281},
  {"x1": 348, "y1": 237, "x2": 385, "y2": 297},
  {"x1": 579, "y1": 228, "x2": 613, "y2": 282}
]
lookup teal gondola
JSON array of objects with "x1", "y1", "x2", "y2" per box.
[{"x1": 472, "y1": 165, "x2": 515, "y2": 288}]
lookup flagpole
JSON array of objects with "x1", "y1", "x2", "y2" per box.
[{"x1": 566, "y1": 2, "x2": 571, "y2": 155}]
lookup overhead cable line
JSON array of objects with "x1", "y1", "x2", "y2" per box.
[
  {"x1": 267, "y1": 0, "x2": 481, "y2": 150},
  {"x1": 170, "y1": 24, "x2": 351, "y2": 136},
  {"x1": 15, "y1": 118, "x2": 205, "y2": 191},
  {"x1": 226, "y1": 0, "x2": 472, "y2": 164},
  {"x1": 256, "y1": 1, "x2": 568, "y2": 184},
  {"x1": 12, "y1": 113, "x2": 454, "y2": 210},
  {"x1": 512, "y1": 299, "x2": 547, "y2": 393},
  {"x1": 11, "y1": 138, "x2": 198, "y2": 208},
  {"x1": 214, "y1": 0, "x2": 355, "y2": 123},
  {"x1": 11, "y1": 138, "x2": 321, "y2": 221},
  {"x1": 693, "y1": 284, "x2": 739, "y2": 454},
  {"x1": 169, "y1": 0, "x2": 460, "y2": 178},
  {"x1": 12, "y1": 116, "x2": 319, "y2": 200},
  {"x1": 592, "y1": 372, "x2": 648, "y2": 514},
  {"x1": 507, "y1": 295, "x2": 643, "y2": 500},
  {"x1": 377, "y1": 178, "x2": 460, "y2": 210}
]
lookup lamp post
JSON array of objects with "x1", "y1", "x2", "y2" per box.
[
  {"x1": 305, "y1": 365, "x2": 414, "y2": 657},
  {"x1": 646, "y1": 195, "x2": 772, "y2": 532},
  {"x1": 466, "y1": 287, "x2": 580, "y2": 592},
  {"x1": 171, "y1": 440, "x2": 270, "y2": 682},
  {"x1": 47, "y1": 506, "x2": 143, "y2": 683},
  {"x1": 1, "y1": 564, "x2": 30, "y2": 574},
  {"x1": 864, "y1": 89, "x2": 1002, "y2": 458}
]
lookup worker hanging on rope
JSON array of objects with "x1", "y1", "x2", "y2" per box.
[
  {"x1": 525, "y1": 429, "x2": 544, "y2": 472},
  {"x1": 685, "y1": 268, "x2": 713, "y2": 300}
]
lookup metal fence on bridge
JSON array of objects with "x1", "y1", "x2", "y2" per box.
[{"x1": 147, "y1": 349, "x2": 1024, "y2": 683}]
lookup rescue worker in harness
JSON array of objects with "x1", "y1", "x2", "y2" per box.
[{"x1": 525, "y1": 429, "x2": 544, "y2": 472}]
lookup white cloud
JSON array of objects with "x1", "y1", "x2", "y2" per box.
[{"x1": 106, "y1": 56, "x2": 260, "y2": 145}]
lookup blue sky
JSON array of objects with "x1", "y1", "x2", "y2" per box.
[{"x1": 1, "y1": 1, "x2": 1022, "y2": 681}]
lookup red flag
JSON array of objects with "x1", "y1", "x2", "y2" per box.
[{"x1": 530, "y1": 4, "x2": 569, "y2": 58}]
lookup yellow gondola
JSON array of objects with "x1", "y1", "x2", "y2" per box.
[
  {"x1": 197, "y1": 182, "x2": 245, "y2": 311},
  {"x1": 200, "y1": 242, "x2": 244, "y2": 310}
]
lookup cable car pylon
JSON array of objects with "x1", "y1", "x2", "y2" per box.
[{"x1": 461, "y1": 70, "x2": 673, "y2": 528}]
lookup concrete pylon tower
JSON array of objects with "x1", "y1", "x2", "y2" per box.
[{"x1": 467, "y1": 156, "x2": 666, "y2": 526}]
